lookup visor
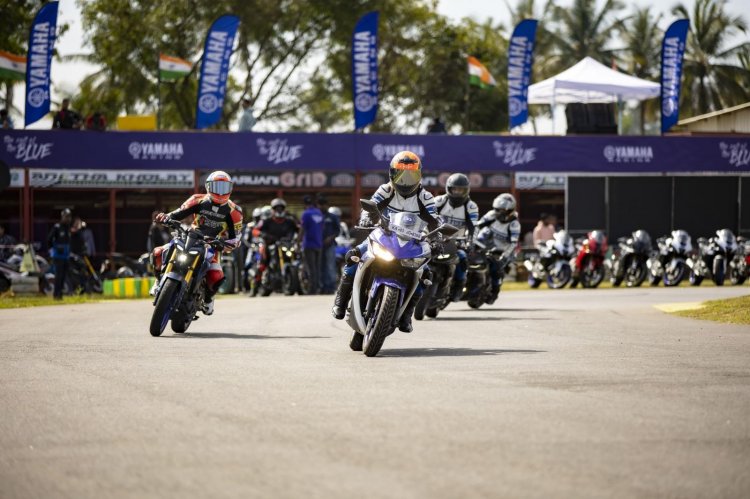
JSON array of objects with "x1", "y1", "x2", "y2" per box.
[
  {"x1": 391, "y1": 168, "x2": 421, "y2": 188},
  {"x1": 448, "y1": 186, "x2": 469, "y2": 198},
  {"x1": 206, "y1": 180, "x2": 232, "y2": 195}
]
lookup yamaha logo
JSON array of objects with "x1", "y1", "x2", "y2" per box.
[
  {"x1": 603, "y1": 145, "x2": 654, "y2": 163},
  {"x1": 198, "y1": 94, "x2": 220, "y2": 114}
]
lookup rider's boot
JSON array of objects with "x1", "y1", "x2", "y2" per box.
[
  {"x1": 331, "y1": 273, "x2": 354, "y2": 320},
  {"x1": 398, "y1": 293, "x2": 420, "y2": 333},
  {"x1": 450, "y1": 278, "x2": 466, "y2": 302},
  {"x1": 485, "y1": 282, "x2": 501, "y2": 305}
]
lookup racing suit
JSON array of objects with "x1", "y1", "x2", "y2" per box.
[
  {"x1": 434, "y1": 194, "x2": 479, "y2": 301},
  {"x1": 333, "y1": 183, "x2": 440, "y2": 332},
  {"x1": 252, "y1": 215, "x2": 298, "y2": 283},
  {"x1": 153, "y1": 193, "x2": 243, "y2": 298},
  {"x1": 475, "y1": 210, "x2": 520, "y2": 303}
]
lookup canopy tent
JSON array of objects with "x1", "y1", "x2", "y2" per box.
[{"x1": 528, "y1": 56, "x2": 660, "y2": 104}]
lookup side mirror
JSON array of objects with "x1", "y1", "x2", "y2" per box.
[{"x1": 360, "y1": 199, "x2": 379, "y2": 215}]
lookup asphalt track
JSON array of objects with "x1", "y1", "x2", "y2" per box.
[{"x1": 1, "y1": 286, "x2": 749, "y2": 499}]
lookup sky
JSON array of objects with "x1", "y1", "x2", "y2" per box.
[{"x1": 9, "y1": 0, "x2": 750, "y2": 131}]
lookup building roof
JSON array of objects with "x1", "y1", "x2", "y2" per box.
[{"x1": 678, "y1": 102, "x2": 750, "y2": 125}]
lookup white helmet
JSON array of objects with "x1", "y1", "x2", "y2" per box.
[{"x1": 492, "y1": 193, "x2": 516, "y2": 222}]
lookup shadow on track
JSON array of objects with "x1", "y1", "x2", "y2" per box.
[
  {"x1": 164, "y1": 333, "x2": 331, "y2": 340},
  {"x1": 379, "y1": 348, "x2": 544, "y2": 358},
  {"x1": 450, "y1": 308, "x2": 567, "y2": 313},
  {"x1": 428, "y1": 317, "x2": 552, "y2": 321}
]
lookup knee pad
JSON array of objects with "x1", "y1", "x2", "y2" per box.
[{"x1": 206, "y1": 269, "x2": 224, "y2": 291}]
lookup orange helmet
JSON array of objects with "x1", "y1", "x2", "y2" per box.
[
  {"x1": 205, "y1": 170, "x2": 233, "y2": 204},
  {"x1": 389, "y1": 151, "x2": 422, "y2": 196}
]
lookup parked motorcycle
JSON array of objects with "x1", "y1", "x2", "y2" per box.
[
  {"x1": 414, "y1": 239, "x2": 460, "y2": 320},
  {"x1": 609, "y1": 230, "x2": 652, "y2": 287},
  {"x1": 648, "y1": 230, "x2": 692, "y2": 286},
  {"x1": 688, "y1": 229, "x2": 739, "y2": 286},
  {"x1": 570, "y1": 230, "x2": 608, "y2": 288},
  {"x1": 524, "y1": 230, "x2": 575, "y2": 289},
  {"x1": 345, "y1": 199, "x2": 457, "y2": 357},
  {"x1": 149, "y1": 220, "x2": 232, "y2": 337},
  {"x1": 68, "y1": 253, "x2": 103, "y2": 294},
  {"x1": 259, "y1": 237, "x2": 304, "y2": 296},
  {"x1": 730, "y1": 236, "x2": 749, "y2": 285}
]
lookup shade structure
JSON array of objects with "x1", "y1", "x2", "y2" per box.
[{"x1": 528, "y1": 56, "x2": 660, "y2": 104}]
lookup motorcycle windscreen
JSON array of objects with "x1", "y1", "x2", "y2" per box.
[{"x1": 388, "y1": 212, "x2": 427, "y2": 241}]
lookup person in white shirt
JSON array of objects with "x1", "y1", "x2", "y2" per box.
[
  {"x1": 433, "y1": 173, "x2": 479, "y2": 301},
  {"x1": 238, "y1": 98, "x2": 256, "y2": 131}
]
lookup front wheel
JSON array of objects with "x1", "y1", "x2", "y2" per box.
[
  {"x1": 547, "y1": 263, "x2": 572, "y2": 289},
  {"x1": 663, "y1": 260, "x2": 686, "y2": 287},
  {"x1": 149, "y1": 279, "x2": 180, "y2": 337},
  {"x1": 729, "y1": 261, "x2": 747, "y2": 285},
  {"x1": 363, "y1": 286, "x2": 399, "y2": 357},
  {"x1": 689, "y1": 270, "x2": 704, "y2": 286},
  {"x1": 712, "y1": 256, "x2": 726, "y2": 286}
]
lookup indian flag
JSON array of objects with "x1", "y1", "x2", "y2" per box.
[
  {"x1": 0, "y1": 50, "x2": 26, "y2": 81},
  {"x1": 467, "y1": 56, "x2": 496, "y2": 88},
  {"x1": 159, "y1": 54, "x2": 191, "y2": 81}
]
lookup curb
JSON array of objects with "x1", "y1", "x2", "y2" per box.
[{"x1": 653, "y1": 301, "x2": 706, "y2": 313}]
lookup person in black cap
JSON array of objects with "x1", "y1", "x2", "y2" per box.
[
  {"x1": 299, "y1": 195, "x2": 323, "y2": 294},
  {"x1": 316, "y1": 194, "x2": 340, "y2": 294},
  {"x1": 47, "y1": 208, "x2": 73, "y2": 299}
]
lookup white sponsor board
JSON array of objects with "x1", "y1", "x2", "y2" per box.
[
  {"x1": 515, "y1": 173, "x2": 566, "y2": 190},
  {"x1": 29, "y1": 169, "x2": 194, "y2": 189}
]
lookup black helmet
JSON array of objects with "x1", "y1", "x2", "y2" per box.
[
  {"x1": 388, "y1": 151, "x2": 422, "y2": 197},
  {"x1": 446, "y1": 173, "x2": 470, "y2": 208},
  {"x1": 492, "y1": 193, "x2": 516, "y2": 222}
]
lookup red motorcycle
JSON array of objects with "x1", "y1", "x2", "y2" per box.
[{"x1": 570, "y1": 230, "x2": 608, "y2": 288}]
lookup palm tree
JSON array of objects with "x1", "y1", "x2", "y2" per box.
[
  {"x1": 618, "y1": 7, "x2": 663, "y2": 133},
  {"x1": 673, "y1": 0, "x2": 750, "y2": 116},
  {"x1": 547, "y1": 0, "x2": 627, "y2": 70}
]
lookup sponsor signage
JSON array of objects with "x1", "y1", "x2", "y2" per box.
[
  {"x1": 351, "y1": 11, "x2": 379, "y2": 130},
  {"x1": 515, "y1": 173, "x2": 566, "y2": 191},
  {"x1": 200, "y1": 171, "x2": 356, "y2": 189},
  {"x1": 1, "y1": 131, "x2": 749, "y2": 173},
  {"x1": 28, "y1": 169, "x2": 194, "y2": 189},
  {"x1": 507, "y1": 19, "x2": 538, "y2": 130},
  {"x1": 25, "y1": 1, "x2": 59, "y2": 127},
  {"x1": 195, "y1": 15, "x2": 240, "y2": 129},
  {"x1": 660, "y1": 19, "x2": 689, "y2": 134}
]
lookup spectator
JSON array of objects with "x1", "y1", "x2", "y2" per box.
[
  {"x1": 532, "y1": 213, "x2": 557, "y2": 246},
  {"x1": 52, "y1": 98, "x2": 82, "y2": 130},
  {"x1": 299, "y1": 195, "x2": 323, "y2": 295},
  {"x1": 317, "y1": 195, "x2": 340, "y2": 294},
  {"x1": 85, "y1": 111, "x2": 107, "y2": 131},
  {"x1": 427, "y1": 117, "x2": 446, "y2": 134},
  {"x1": 238, "y1": 98, "x2": 256, "y2": 131},
  {"x1": 147, "y1": 211, "x2": 171, "y2": 252},
  {"x1": 0, "y1": 224, "x2": 17, "y2": 260},
  {"x1": 0, "y1": 109, "x2": 13, "y2": 129},
  {"x1": 47, "y1": 209, "x2": 73, "y2": 299},
  {"x1": 71, "y1": 216, "x2": 96, "y2": 257}
]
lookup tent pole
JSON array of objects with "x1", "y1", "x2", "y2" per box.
[
  {"x1": 617, "y1": 97, "x2": 623, "y2": 135},
  {"x1": 551, "y1": 88, "x2": 556, "y2": 135}
]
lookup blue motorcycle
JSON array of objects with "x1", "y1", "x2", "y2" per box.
[
  {"x1": 149, "y1": 220, "x2": 231, "y2": 337},
  {"x1": 345, "y1": 200, "x2": 457, "y2": 357}
]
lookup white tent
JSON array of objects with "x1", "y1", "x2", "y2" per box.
[{"x1": 527, "y1": 56, "x2": 660, "y2": 104}]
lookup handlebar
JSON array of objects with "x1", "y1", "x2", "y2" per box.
[{"x1": 158, "y1": 218, "x2": 232, "y2": 250}]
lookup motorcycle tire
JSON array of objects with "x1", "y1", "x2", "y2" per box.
[
  {"x1": 729, "y1": 265, "x2": 747, "y2": 286},
  {"x1": 363, "y1": 286, "x2": 399, "y2": 357},
  {"x1": 712, "y1": 256, "x2": 726, "y2": 286},
  {"x1": 528, "y1": 276, "x2": 542, "y2": 288},
  {"x1": 689, "y1": 270, "x2": 704, "y2": 286},
  {"x1": 0, "y1": 274, "x2": 10, "y2": 293},
  {"x1": 425, "y1": 308, "x2": 439, "y2": 319},
  {"x1": 627, "y1": 261, "x2": 648, "y2": 288},
  {"x1": 149, "y1": 279, "x2": 180, "y2": 337},
  {"x1": 580, "y1": 257, "x2": 604, "y2": 288},
  {"x1": 171, "y1": 308, "x2": 191, "y2": 334},
  {"x1": 468, "y1": 299, "x2": 484, "y2": 309},
  {"x1": 663, "y1": 261, "x2": 686, "y2": 287},
  {"x1": 349, "y1": 332, "x2": 363, "y2": 351},
  {"x1": 547, "y1": 264, "x2": 572, "y2": 289},
  {"x1": 610, "y1": 258, "x2": 624, "y2": 287}
]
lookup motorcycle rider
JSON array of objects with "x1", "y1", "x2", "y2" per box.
[
  {"x1": 242, "y1": 208, "x2": 263, "y2": 294},
  {"x1": 331, "y1": 150, "x2": 440, "y2": 333},
  {"x1": 252, "y1": 198, "x2": 298, "y2": 285},
  {"x1": 475, "y1": 193, "x2": 520, "y2": 304},
  {"x1": 434, "y1": 173, "x2": 479, "y2": 301},
  {"x1": 152, "y1": 171, "x2": 243, "y2": 315}
]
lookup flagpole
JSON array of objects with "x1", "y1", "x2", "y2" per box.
[
  {"x1": 157, "y1": 53, "x2": 162, "y2": 130},
  {"x1": 464, "y1": 62, "x2": 471, "y2": 132}
]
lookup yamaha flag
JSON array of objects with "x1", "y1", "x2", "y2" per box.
[
  {"x1": 508, "y1": 19, "x2": 538, "y2": 130},
  {"x1": 195, "y1": 14, "x2": 240, "y2": 129},
  {"x1": 660, "y1": 19, "x2": 689, "y2": 134},
  {"x1": 24, "y1": 1, "x2": 59, "y2": 127},
  {"x1": 351, "y1": 11, "x2": 379, "y2": 130}
]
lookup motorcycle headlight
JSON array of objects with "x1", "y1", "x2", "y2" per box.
[
  {"x1": 372, "y1": 241, "x2": 394, "y2": 262},
  {"x1": 436, "y1": 254, "x2": 451, "y2": 261},
  {"x1": 401, "y1": 257, "x2": 427, "y2": 269},
  {"x1": 177, "y1": 253, "x2": 188, "y2": 263},
  {"x1": 285, "y1": 251, "x2": 293, "y2": 257}
]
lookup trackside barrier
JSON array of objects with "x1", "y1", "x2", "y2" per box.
[{"x1": 103, "y1": 277, "x2": 155, "y2": 298}]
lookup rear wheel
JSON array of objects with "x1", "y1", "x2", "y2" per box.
[
  {"x1": 149, "y1": 279, "x2": 180, "y2": 337},
  {"x1": 363, "y1": 286, "x2": 399, "y2": 357}
]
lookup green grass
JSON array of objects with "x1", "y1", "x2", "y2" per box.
[
  {"x1": 0, "y1": 294, "x2": 132, "y2": 309},
  {"x1": 674, "y1": 294, "x2": 750, "y2": 325}
]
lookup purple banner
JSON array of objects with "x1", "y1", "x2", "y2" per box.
[{"x1": 1, "y1": 130, "x2": 749, "y2": 173}]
